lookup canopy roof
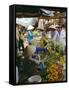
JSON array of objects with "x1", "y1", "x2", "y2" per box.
[{"x1": 16, "y1": 5, "x2": 67, "y2": 17}]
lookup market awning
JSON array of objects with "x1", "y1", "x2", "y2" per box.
[
  {"x1": 16, "y1": 17, "x2": 38, "y2": 28},
  {"x1": 16, "y1": 5, "x2": 67, "y2": 17}
]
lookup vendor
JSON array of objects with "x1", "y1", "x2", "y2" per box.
[
  {"x1": 27, "y1": 25, "x2": 34, "y2": 44},
  {"x1": 18, "y1": 27, "x2": 24, "y2": 52},
  {"x1": 49, "y1": 25, "x2": 59, "y2": 41},
  {"x1": 37, "y1": 15, "x2": 45, "y2": 30},
  {"x1": 56, "y1": 25, "x2": 66, "y2": 44},
  {"x1": 23, "y1": 43, "x2": 47, "y2": 66},
  {"x1": 56, "y1": 24, "x2": 66, "y2": 52}
]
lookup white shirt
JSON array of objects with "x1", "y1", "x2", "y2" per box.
[
  {"x1": 59, "y1": 28, "x2": 66, "y2": 46},
  {"x1": 60, "y1": 28, "x2": 66, "y2": 39},
  {"x1": 53, "y1": 30, "x2": 60, "y2": 41},
  {"x1": 53, "y1": 28, "x2": 66, "y2": 51},
  {"x1": 46, "y1": 31, "x2": 52, "y2": 39}
]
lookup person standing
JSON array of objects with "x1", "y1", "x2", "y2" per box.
[
  {"x1": 17, "y1": 26, "x2": 25, "y2": 53},
  {"x1": 54, "y1": 25, "x2": 66, "y2": 52},
  {"x1": 37, "y1": 16, "x2": 45, "y2": 30},
  {"x1": 27, "y1": 25, "x2": 34, "y2": 44},
  {"x1": 49, "y1": 25, "x2": 59, "y2": 41},
  {"x1": 59, "y1": 25, "x2": 66, "y2": 46}
]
